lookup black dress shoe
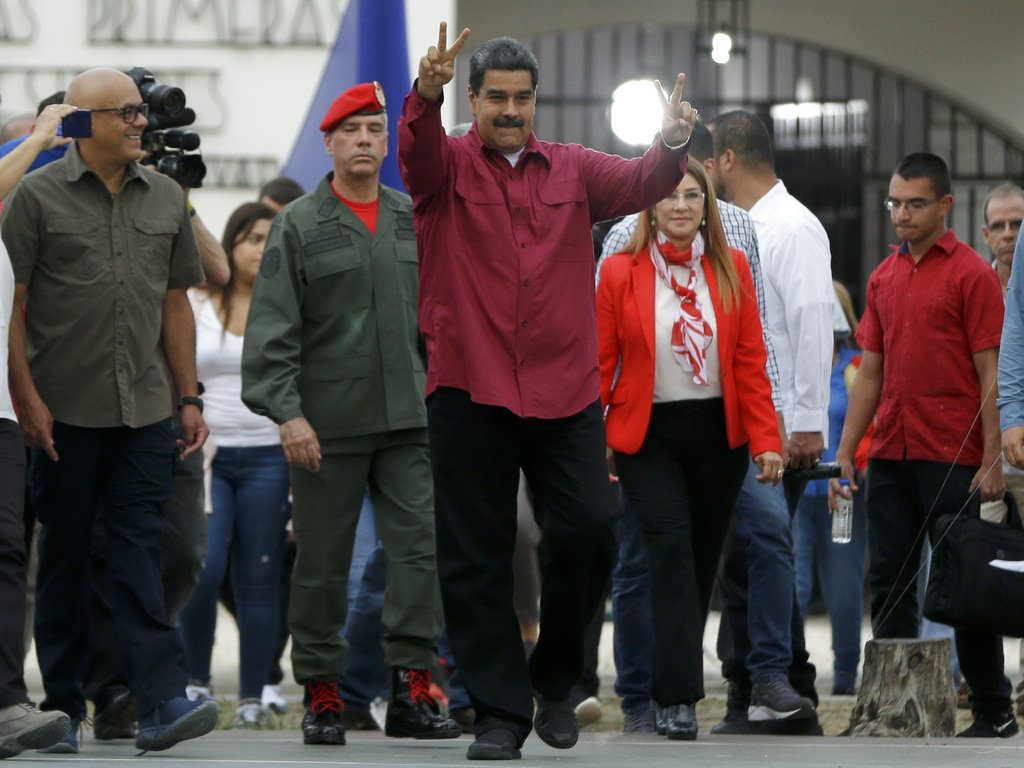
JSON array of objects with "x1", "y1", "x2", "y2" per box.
[
  {"x1": 533, "y1": 696, "x2": 578, "y2": 749},
  {"x1": 93, "y1": 688, "x2": 138, "y2": 740},
  {"x1": 384, "y1": 668, "x2": 461, "y2": 739},
  {"x1": 467, "y1": 726, "x2": 521, "y2": 760},
  {"x1": 662, "y1": 703, "x2": 697, "y2": 741}
]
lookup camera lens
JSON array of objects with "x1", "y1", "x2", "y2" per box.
[{"x1": 142, "y1": 84, "x2": 186, "y2": 117}]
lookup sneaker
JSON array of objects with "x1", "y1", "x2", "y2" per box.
[
  {"x1": 185, "y1": 683, "x2": 213, "y2": 702},
  {"x1": 573, "y1": 695, "x2": 602, "y2": 726},
  {"x1": 38, "y1": 715, "x2": 82, "y2": 754},
  {"x1": 622, "y1": 705, "x2": 655, "y2": 734},
  {"x1": 261, "y1": 684, "x2": 289, "y2": 714},
  {"x1": 0, "y1": 703, "x2": 70, "y2": 759},
  {"x1": 302, "y1": 681, "x2": 345, "y2": 745},
  {"x1": 135, "y1": 697, "x2": 219, "y2": 752},
  {"x1": 748, "y1": 678, "x2": 816, "y2": 721},
  {"x1": 93, "y1": 687, "x2": 138, "y2": 740},
  {"x1": 533, "y1": 695, "x2": 578, "y2": 749},
  {"x1": 957, "y1": 711, "x2": 1020, "y2": 738},
  {"x1": 384, "y1": 667, "x2": 461, "y2": 739},
  {"x1": 233, "y1": 699, "x2": 266, "y2": 729}
]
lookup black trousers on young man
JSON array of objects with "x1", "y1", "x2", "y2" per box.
[
  {"x1": 0, "y1": 419, "x2": 28, "y2": 709},
  {"x1": 428, "y1": 387, "x2": 616, "y2": 744}
]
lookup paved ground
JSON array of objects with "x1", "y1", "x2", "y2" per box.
[{"x1": 13, "y1": 730, "x2": 1024, "y2": 768}]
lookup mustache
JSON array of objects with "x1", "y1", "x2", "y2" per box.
[{"x1": 492, "y1": 116, "x2": 525, "y2": 128}]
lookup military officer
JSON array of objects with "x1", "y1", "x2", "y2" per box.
[{"x1": 241, "y1": 82, "x2": 458, "y2": 748}]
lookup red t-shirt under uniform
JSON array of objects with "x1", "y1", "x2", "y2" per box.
[{"x1": 856, "y1": 229, "x2": 1003, "y2": 467}]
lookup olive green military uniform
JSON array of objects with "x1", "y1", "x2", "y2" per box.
[{"x1": 241, "y1": 175, "x2": 438, "y2": 683}]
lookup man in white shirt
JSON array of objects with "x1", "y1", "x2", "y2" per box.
[{"x1": 707, "y1": 110, "x2": 833, "y2": 732}]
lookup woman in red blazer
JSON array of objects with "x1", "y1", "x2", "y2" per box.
[{"x1": 596, "y1": 162, "x2": 781, "y2": 741}]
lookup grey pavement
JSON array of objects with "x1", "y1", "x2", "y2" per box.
[{"x1": 12, "y1": 730, "x2": 1024, "y2": 768}]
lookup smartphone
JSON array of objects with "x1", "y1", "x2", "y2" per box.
[
  {"x1": 60, "y1": 110, "x2": 92, "y2": 139},
  {"x1": 783, "y1": 461, "x2": 841, "y2": 481}
]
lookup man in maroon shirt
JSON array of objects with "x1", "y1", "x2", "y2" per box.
[
  {"x1": 831, "y1": 152, "x2": 1013, "y2": 738},
  {"x1": 398, "y1": 23, "x2": 696, "y2": 760}
]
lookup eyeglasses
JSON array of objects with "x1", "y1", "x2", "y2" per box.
[
  {"x1": 665, "y1": 190, "x2": 705, "y2": 206},
  {"x1": 90, "y1": 103, "x2": 150, "y2": 123},
  {"x1": 884, "y1": 197, "x2": 935, "y2": 213}
]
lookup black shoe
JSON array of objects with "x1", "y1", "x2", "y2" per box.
[
  {"x1": 957, "y1": 711, "x2": 1020, "y2": 738},
  {"x1": 94, "y1": 688, "x2": 138, "y2": 740},
  {"x1": 533, "y1": 696, "x2": 578, "y2": 749},
  {"x1": 663, "y1": 703, "x2": 697, "y2": 741},
  {"x1": 622, "y1": 705, "x2": 655, "y2": 734},
  {"x1": 135, "y1": 698, "x2": 219, "y2": 752},
  {"x1": 711, "y1": 681, "x2": 753, "y2": 734},
  {"x1": 339, "y1": 708, "x2": 378, "y2": 731},
  {"x1": 302, "y1": 681, "x2": 346, "y2": 745},
  {"x1": 467, "y1": 725, "x2": 521, "y2": 760},
  {"x1": 384, "y1": 668, "x2": 461, "y2": 739},
  {"x1": 451, "y1": 707, "x2": 476, "y2": 734},
  {"x1": 748, "y1": 679, "x2": 816, "y2": 721}
]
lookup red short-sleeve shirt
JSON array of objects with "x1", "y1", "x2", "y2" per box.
[{"x1": 856, "y1": 230, "x2": 1002, "y2": 466}]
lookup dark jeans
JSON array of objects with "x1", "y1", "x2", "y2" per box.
[
  {"x1": 180, "y1": 445, "x2": 290, "y2": 701},
  {"x1": 868, "y1": 458, "x2": 1011, "y2": 716},
  {"x1": 0, "y1": 419, "x2": 28, "y2": 708},
  {"x1": 33, "y1": 420, "x2": 188, "y2": 718},
  {"x1": 428, "y1": 388, "x2": 616, "y2": 740},
  {"x1": 615, "y1": 399, "x2": 748, "y2": 704},
  {"x1": 84, "y1": 416, "x2": 207, "y2": 709}
]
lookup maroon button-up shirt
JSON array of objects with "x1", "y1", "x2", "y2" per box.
[
  {"x1": 857, "y1": 229, "x2": 1002, "y2": 466},
  {"x1": 397, "y1": 87, "x2": 687, "y2": 418}
]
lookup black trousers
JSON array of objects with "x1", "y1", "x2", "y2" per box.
[
  {"x1": 33, "y1": 420, "x2": 189, "y2": 718},
  {"x1": 615, "y1": 399, "x2": 748, "y2": 705},
  {"x1": 868, "y1": 458, "x2": 1011, "y2": 716},
  {"x1": 0, "y1": 419, "x2": 28, "y2": 708},
  {"x1": 428, "y1": 388, "x2": 615, "y2": 740},
  {"x1": 715, "y1": 475, "x2": 817, "y2": 701}
]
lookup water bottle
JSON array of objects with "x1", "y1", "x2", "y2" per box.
[{"x1": 832, "y1": 478, "x2": 853, "y2": 544}]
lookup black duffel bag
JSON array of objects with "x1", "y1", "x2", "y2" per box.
[{"x1": 924, "y1": 494, "x2": 1024, "y2": 637}]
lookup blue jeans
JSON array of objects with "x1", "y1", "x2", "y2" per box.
[
  {"x1": 179, "y1": 445, "x2": 290, "y2": 701},
  {"x1": 729, "y1": 460, "x2": 794, "y2": 682},
  {"x1": 794, "y1": 492, "x2": 866, "y2": 689},
  {"x1": 339, "y1": 495, "x2": 390, "y2": 710},
  {"x1": 611, "y1": 486, "x2": 654, "y2": 714}
]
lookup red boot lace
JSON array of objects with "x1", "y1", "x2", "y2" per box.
[
  {"x1": 408, "y1": 669, "x2": 434, "y2": 705},
  {"x1": 308, "y1": 681, "x2": 344, "y2": 714}
]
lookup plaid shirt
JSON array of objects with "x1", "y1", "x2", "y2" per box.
[{"x1": 597, "y1": 203, "x2": 783, "y2": 408}]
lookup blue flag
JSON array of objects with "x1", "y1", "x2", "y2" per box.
[{"x1": 282, "y1": 0, "x2": 410, "y2": 192}]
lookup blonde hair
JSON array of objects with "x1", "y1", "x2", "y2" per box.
[
  {"x1": 833, "y1": 280, "x2": 858, "y2": 338},
  {"x1": 624, "y1": 163, "x2": 742, "y2": 311}
]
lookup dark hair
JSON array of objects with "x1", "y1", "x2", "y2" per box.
[
  {"x1": 36, "y1": 91, "x2": 65, "y2": 116},
  {"x1": 893, "y1": 152, "x2": 951, "y2": 198},
  {"x1": 687, "y1": 121, "x2": 713, "y2": 163},
  {"x1": 708, "y1": 110, "x2": 774, "y2": 171},
  {"x1": 468, "y1": 38, "x2": 539, "y2": 94},
  {"x1": 213, "y1": 202, "x2": 275, "y2": 334},
  {"x1": 982, "y1": 182, "x2": 1024, "y2": 224},
  {"x1": 258, "y1": 176, "x2": 305, "y2": 207}
]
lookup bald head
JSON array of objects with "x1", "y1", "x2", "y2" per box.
[{"x1": 65, "y1": 68, "x2": 140, "y2": 109}]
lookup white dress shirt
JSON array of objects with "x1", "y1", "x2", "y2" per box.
[{"x1": 748, "y1": 179, "x2": 832, "y2": 441}]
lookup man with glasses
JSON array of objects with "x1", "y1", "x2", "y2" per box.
[
  {"x1": 982, "y1": 184, "x2": 1024, "y2": 292},
  {"x1": 832, "y1": 151, "x2": 1014, "y2": 738},
  {"x1": 1, "y1": 68, "x2": 219, "y2": 753}
]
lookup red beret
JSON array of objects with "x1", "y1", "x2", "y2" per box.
[{"x1": 320, "y1": 81, "x2": 387, "y2": 133}]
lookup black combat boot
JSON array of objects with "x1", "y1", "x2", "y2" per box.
[{"x1": 384, "y1": 668, "x2": 461, "y2": 739}]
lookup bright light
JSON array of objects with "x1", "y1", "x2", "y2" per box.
[
  {"x1": 711, "y1": 31, "x2": 732, "y2": 65},
  {"x1": 610, "y1": 79, "x2": 662, "y2": 146}
]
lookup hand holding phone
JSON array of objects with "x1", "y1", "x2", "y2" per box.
[{"x1": 60, "y1": 110, "x2": 92, "y2": 139}]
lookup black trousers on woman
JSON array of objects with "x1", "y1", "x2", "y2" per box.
[{"x1": 615, "y1": 399, "x2": 748, "y2": 706}]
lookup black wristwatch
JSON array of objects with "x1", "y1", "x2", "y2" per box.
[{"x1": 178, "y1": 395, "x2": 204, "y2": 413}]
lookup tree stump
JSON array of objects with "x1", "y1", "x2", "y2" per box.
[{"x1": 848, "y1": 638, "x2": 956, "y2": 737}]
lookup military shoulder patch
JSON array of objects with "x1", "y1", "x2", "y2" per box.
[{"x1": 260, "y1": 246, "x2": 282, "y2": 279}]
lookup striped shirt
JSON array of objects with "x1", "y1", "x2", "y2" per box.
[{"x1": 597, "y1": 202, "x2": 783, "y2": 408}]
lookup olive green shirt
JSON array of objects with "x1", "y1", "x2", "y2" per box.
[
  {"x1": 0, "y1": 142, "x2": 202, "y2": 428},
  {"x1": 242, "y1": 175, "x2": 427, "y2": 439}
]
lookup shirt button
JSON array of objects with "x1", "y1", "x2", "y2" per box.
[
  {"x1": 117, "y1": 307, "x2": 124, "y2": 314},
  {"x1": 117, "y1": 278, "x2": 124, "y2": 285},
  {"x1": 521, "y1": 321, "x2": 528, "y2": 328},
  {"x1": 514, "y1": 207, "x2": 521, "y2": 214},
  {"x1": 523, "y1": 279, "x2": 531, "y2": 286},
  {"x1": 521, "y1": 243, "x2": 527, "y2": 249}
]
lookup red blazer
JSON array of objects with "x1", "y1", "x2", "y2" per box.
[{"x1": 597, "y1": 247, "x2": 780, "y2": 457}]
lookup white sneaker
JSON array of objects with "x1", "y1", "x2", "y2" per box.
[
  {"x1": 574, "y1": 696, "x2": 603, "y2": 726},
  {"x1": 260, "y1": 684, "x2": 288, "y2": 714},
  {"x1": 185, "y1": 684, "x2": 213, "y2": 702},
  {"x1": 369, "y1": 696, "x2": 388, "y2": 731},
  {"x1": 232, "y1": 700, "x2": 266, "y2": 729}
]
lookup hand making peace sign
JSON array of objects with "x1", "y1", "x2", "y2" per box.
[
  {"x1": 655, "y1": 74, "x2": 698, "y2": 148},
  {"x1": 417, "y1": 21, "x2": 472, "y2": 102}
]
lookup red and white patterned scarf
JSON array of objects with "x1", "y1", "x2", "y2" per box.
[{"x1": 649, "y1": 231, "x2": 713, "y2": 386}]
